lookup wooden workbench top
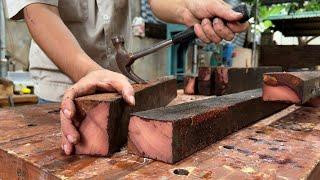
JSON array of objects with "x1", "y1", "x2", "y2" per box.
[{"x1": 0, "y1": 92, "x2": 320, "y2": 179}]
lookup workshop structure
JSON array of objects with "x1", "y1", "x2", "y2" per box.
[{"x1": 1, "y1": 0, "x2": 320, "y2": 179}]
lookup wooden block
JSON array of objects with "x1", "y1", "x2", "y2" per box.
[
  {"x1": 183, "y1": 76, "x2": 198, "y2": 95},
  {"x1": 263, "y1": 71, "x2": 320, "y2": 105},
  {"x1": 213, "y1": 66, "x2": 282, "y2": 96},
  {"x1": 198, "y1": 67, "x2": 213, "y2": 96},
  {"x1": 0, "y1": 78, "x2": 13, "y2": 96},
  {"x1": 128, "y1": 89, "x2": 289, "y2": 164},
  {"x1": 74, "y1": 77, "x2": 177, "y2": 156},
  {"x1": 0, "y1": 95, "x2": 38, "y2": 107},
  {"x1": 197, "y1": 66, "x2": 282, "y2": 96}
]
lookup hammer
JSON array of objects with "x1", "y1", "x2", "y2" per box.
[{"x1": 112, "y1": 4, "x2": 250, "y2": 84}]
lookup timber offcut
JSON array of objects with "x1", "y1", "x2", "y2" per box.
[
  {"x1": 263, "y1": 71, "x2": 320, "y2": 106},
  {"x1": 74, "y1": 77, "x2": 177, "y2": 156}
]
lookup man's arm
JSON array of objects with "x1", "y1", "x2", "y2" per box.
[
  {"x1": 149, "y1": 0, "x2": 249, "y2": 43},
  {"x1": 23, "y1": 4, "x2": 101, "y2": 82},
  {"x1": 23, "y1": 3, "x2": 135, "y2": 155}
]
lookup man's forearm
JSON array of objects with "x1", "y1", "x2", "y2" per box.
[
  {"x1": 148, "y1": 0, "x2": 198, "y2": 26},
  {"x1": 23, "y1": 3, "x2": 102, "y2": 82}
]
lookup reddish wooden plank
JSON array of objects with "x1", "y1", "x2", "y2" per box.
[
  {"x1": 128, "y1": 89, "x2": 289, "y2": 163},
  {"x1": 263, "y1": 71, "x2": 320, "y2": 105},
  {"x1": 198, "y1": 66, "x2": 282, "y2": 96},
  {"x1": 213, "y1": 66, "x2": 282, "y2": 96},
  {"x1": 74, "y1": 77, "x2": 177, "y2": 156}
]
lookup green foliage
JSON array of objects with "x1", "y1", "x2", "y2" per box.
[
  {"x1": 255, "y1": 4, "x2": 289, "y2": 32},
  {"x1": 300, "y1": 0, "x2": 320, "y2": 12},
  {"x1": 259, "y1": 4, "x2": 288, "y2": 20}
]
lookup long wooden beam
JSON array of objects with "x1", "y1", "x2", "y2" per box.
[
  {"x1": 198, "y1": 66, "x2": 282, "y2": 96},
  {"x1": 128, "y1": 89, "x2": 288, "y2": 164},
  {"x1": 263, "y1": 71, "x2": 320, "y2": 106},
  {"x1": 74, "y1": 77, "x2": 177, "y2": 156}
]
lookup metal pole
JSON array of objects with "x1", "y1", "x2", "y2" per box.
[
  {"x1": 0, "y1": 0, "x2": 7, "y2": 77},
  {"x1": 0, "y1": 0, "x2": 5, "y2": 60},
  {"x1": 192, "y1": 43, "x2": 198, "y2": 74},
  {"x1": 252, "y1": 0, "x2": 259, "y2": 67}
]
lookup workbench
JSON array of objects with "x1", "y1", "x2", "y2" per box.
[{"x1": 1, "y1": 91, "x2": 320, "y2": 179}]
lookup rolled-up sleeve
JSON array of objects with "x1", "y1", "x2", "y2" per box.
[{"x1": 3, "y1": 0, "x2": 58, "y2": 19}]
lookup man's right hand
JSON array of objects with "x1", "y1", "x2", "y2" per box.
[{"x1": 60, "y1": 69, "x2": 135, "y2": 155}]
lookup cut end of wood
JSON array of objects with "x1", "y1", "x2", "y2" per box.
[
  {"x1": 75, "y1": 103, "x2": 110, "y2": 156},
  {"x1": 305, "y1": 96, "x2": 320, "y2": 107},
  {"x1": 262, "y1": 83, "x2": 300, "y2": 104},
  {"x1": 73, "y1": 76, "x2": 177, "y2": 156},
  {"x1": 128, "y1": 116, "x2": 173, "y2": 163},
  {"x1": 184, "y1": 76, "x2": 197, "y2": 95}
]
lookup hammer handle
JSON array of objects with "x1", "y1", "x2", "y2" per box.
[{"x1": 172, "y1": 4, "x2": 250, "y2": 45}]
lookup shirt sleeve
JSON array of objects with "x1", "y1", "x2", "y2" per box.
[{"x1": 3, "y1": 0, "x2": 58, "y2": 19}]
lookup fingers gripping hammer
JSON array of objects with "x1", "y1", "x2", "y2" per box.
[{"x1": 112, "y1": 4, "x2": 250, "y2": 84}]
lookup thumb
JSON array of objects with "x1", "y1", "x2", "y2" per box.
[
  {"x1": 112, "y1": 78, "x2": 135, "y2": 106},
  {"x1": 97, "y1": 78, "x2": 135, "y2": 106}
]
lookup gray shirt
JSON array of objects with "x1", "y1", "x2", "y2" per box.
[{"x1": 3, "y1": 0, "x2": 131, "y2": 102}]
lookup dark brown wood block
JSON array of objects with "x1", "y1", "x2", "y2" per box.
[
  {"x1": 213, "y1": 66, "x2": 282, "y2": 96},
  {"x1": 128, "y1": 89, "x2": 288, "y2": 164},
  {"x1": 198, "y1": 67, "x2": 214, "y2": 95},
  {"x1": 183, "y1": 75, "x2": 198, "y2": 95},
  {"x1": 260, "y1": 45, "x2": 320, "y2": 70},
  {"x1": 263, "y1": 71, "x2": 320, "y2": 105},
  {"x1": 74, "y1": 77, "x2": 177, "y2": 156}
]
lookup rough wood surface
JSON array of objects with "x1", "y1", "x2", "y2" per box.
[
  {"x1": 263, "y1": 71, "x2": 320, "y2": 105},
  {"x1": 198, "y1": 67, "x2": 214, "y2": 96},
  {"x1": 73, "y1": 77, "x2": 177, "y2": 156},
  {"x1": 213, "y1": 66, "x2": 282, "y2": 96},
  {"x1": 0, "y1": 78, "x2": 13, "y2": 96},
  {"x1": 1, "y1": 102, "x2": 320, "y2": 179},
  {"x1": 197, "y1": 66, "x2": 282, "y2": 96},
  {"x1": 128, "y1": 89, "x2": 289, "y2": 163},
  {"x1": 183, "y1": 75, "x2": 198, "y2": 95},
  {"x1": 0, "y1": 94, "x2": 38, "y2": 107}
]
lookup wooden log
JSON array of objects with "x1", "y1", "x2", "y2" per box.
[
  {"x1": 183, "y1": 75, "x2": 198, "y2": 95},
  {"x1": 74, "y1": 77, "x2": 177, "y2": 156},
  {"x1": 128, "y1": 89, "x2": 289, "y2": 164},
  {"x1": 263, "y1": 71, "x2": 320, "y2": 105}
]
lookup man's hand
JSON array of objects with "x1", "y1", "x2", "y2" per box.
[
  {"x1": 60, "y1": 69, "x2": 135, "y2": 155},
  {"x1": 149, "y1": 0, "x2": 250, "y2": 43},
  {"x1": 184, "y1": 0, "x2": 250, "y2": 43}
]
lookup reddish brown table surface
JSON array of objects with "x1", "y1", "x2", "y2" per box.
[{"x1": 1, "y1": 91, "x2": 320, "y2": 179}]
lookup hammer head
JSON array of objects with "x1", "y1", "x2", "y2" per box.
[{"x1": 112, "y1": 36, "x2": 147, "y2": 84}]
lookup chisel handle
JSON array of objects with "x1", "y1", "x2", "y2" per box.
[{"x1": 172, "y1": 4, "x2": 250, "y2": 45}]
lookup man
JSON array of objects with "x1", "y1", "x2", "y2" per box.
[{"x1": 4, "y1": 0, "x2": 249, "y2": 155}]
